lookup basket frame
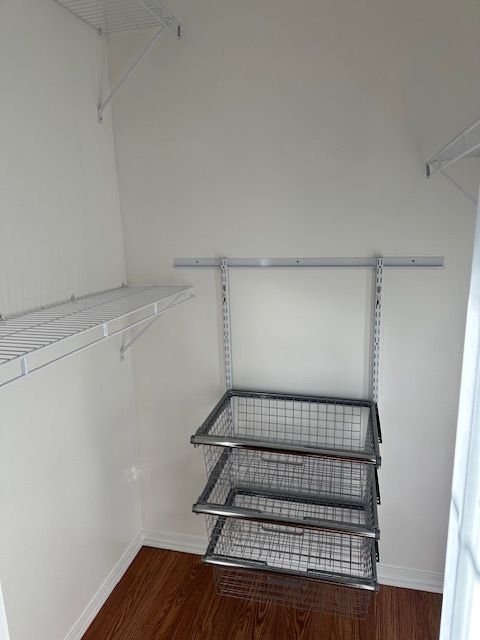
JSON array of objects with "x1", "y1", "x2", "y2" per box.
[
  {"x1": 204, "y1": 515, "x2": 379, "y2": 592},
  {"x1": 193, "y1": 446, "x2": 380, "y2": 538},
  {"x1": 192, "y1": 389, "x2": 382, "y2": 466}
]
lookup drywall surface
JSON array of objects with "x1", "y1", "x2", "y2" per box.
[
  {"x1": 0, "y1": 1, "x2": 126, "y2": 316},
  {"x1": 0, "y1": 2, "x2": 142, "y2": 639},
  {"x1": 110, "y1": 0, "x2": 480, "y2": 580}
]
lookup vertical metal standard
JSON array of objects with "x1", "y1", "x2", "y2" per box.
[
  {"x1": 175, "y1": 255, "x2": 443, "y2": 406},
  {"x1": 221, "y1": 259, "x2": 233, "y2": 389},
  {"x1": 371, "y1": 258, "x2": 384, "y2": 403}
]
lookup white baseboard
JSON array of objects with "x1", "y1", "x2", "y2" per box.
[
  {"x1": 142, "y1": 530, "x2": 444, "y2": 594},
  {"x1": 377, "y1": 563, "x2": 443, "y2": 593},
  {"x1": 64, "y1": 530, "x2": 144, "y2": 640},
  {"x1": 65, "y1": 528, "x2": 444, "y2": 639},
  {"x1": 143, "y1": 529, "x2": 207, "y2": 555}
]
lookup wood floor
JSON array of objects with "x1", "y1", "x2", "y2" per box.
[{"x1": 83, "y1": 547, "x2": 442, "y2": 640}]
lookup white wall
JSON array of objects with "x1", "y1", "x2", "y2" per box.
[
  {"x1": 0, "y1": 2, "x2": 142, "y2": 639},
  {"x1": 110, "y1": 0, "x2": 480, "y2": 582},
  {"x1": 0, "y1": 0, "x2": 126, "y2": 316}
]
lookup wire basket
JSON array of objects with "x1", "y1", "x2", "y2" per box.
[
  {"x1": 204, "y1": 516, "x2": 378, "y2": 591},
  {"x1": 214, "y1": 566, "x2": 374, "y2": 618},
  {"x1": 192, "y1": 389, "x2": 381, "y2": 615},
  {"x1": 194, "y1": 447, "x2": 379, "y2": 537},
  {"x1": 192, "y1": 390, "x2": 381, "y2": 466}
]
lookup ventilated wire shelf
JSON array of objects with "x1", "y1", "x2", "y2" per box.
[
  {"x1": 0, "y1": 285, "x2": 193, "y2": 387},
  {"x1": 214, "y1": 567, "x2": 373, "y2": 618},
  {"x1": 194, "y1": 447, "x2": 379, "y2": 538},
  {"x1": 54, "y1": 0, "x2": 180, "y2": 35},
  {"x1": 426, "y1": 117, "x2": 480, "y2": 176},
  {"x1": 205, "y1": 516, "x2": 378, "y2": 591},
  {"x1": 192, "y1": 390, "x2": 381, "y2": 466}
]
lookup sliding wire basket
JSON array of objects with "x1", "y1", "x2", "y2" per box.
[
  {"x1": 191, "y1": 390, "x2": 382, "y2": 466},
  {"x1": 214, "y1": 566, "x2": 373, "y2": 618},
  {"x1": 194, "y1": 447, "x2": 379, "y2": 538},
  {"x1": 204, "y1": 516, "x2": 378, "y2": 591},
  {"x1": 192, "y1": 389, "x2": 381, "y2": 616}
]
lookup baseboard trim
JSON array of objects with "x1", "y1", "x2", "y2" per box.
[
  {"x1": 64, "y1": 530, "x2": 144, "y2": 640},
  {"x1": 143, "y1": 529, "x2": 207, "y2": 555},
  {"x1": 377, "y1": 563, "x2": 443, "y2": 593},
  {"x1": 142, "y1": 530, "x2": 444, "y2": 593}
]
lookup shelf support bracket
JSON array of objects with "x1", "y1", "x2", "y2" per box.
[
  {"x1": 98, "y1": 19, "x2": 181, "y2": 123},
  {"x1": 20, "y1": 356, "x2": 29, "y2": 376},
  {"x1": 119, "y1": 288, "x2": 193, "y2": 360},
  {"x1": 440, "y1": 170, "x2": 477, "y2": 206},
  {"x1": 120, "y1": 311, "x2": 160, "y2": 360}
]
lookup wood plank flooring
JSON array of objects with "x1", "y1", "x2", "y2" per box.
[{"x1": 82, "y1": 547, "x2": 442, "y2": 640}]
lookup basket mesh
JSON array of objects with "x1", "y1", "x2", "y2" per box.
[
  {"x1": 200, "y1": 447, "x2": 378, "y2": 532},
  {"x1": 214, "y1": 567, "x2": 373, "y2": 618},
  {"x1": 199, "y1": 391, "x2": 377, "y2": 458},
  {"x1": 206, "y1": 516, "x2": 376, "y2": 582}
]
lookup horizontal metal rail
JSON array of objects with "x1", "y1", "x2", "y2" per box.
[
  {"x1": 193, "y1": 502, "x2": 379, "y2": 539},
  {"x1": 191, "y1": 433, "x2": 381, "y2": 466},
  {"x1": 174, "y1": 256, "x2": 444, "y2": 268}
]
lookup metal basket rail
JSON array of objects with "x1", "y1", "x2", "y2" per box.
[
  {"x1": 191, "y1": 390, "x2": 381, "y2": 466},
  {"x1": 214, "y1": 566, "x2": 373, "y2": 618},
  {"x1": 194, "y1": 447, "x2": 379, "y2": 538},
  {"x1": 204, "y1": 516, "x2": 378, "y2": 592}
]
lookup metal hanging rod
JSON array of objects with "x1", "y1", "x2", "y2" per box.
[
  {"x1": 174, "y1": 257, "x2": 444, "y2": 269},
  {"x1": 426, "y1": 116, "x2": 480, "y2": 178}
]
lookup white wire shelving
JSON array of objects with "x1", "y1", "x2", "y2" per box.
[
  {"x1": 52, "y1": 0, "x2": 182, "y2": 122},
  {"x1": 426, "y1": 117, "x2": 480, "y2": 177},
  {"x1": 0, "y1": 285, "x2": 193, "y2": 388},
  {"x1": 53, "y1": 0, "x2": 181, "y2": 36}
]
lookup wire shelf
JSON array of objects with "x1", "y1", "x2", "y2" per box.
[
  {"x1": 426, "y1": 117, "x2": 480, "y2": 176},
  {"x1": 205, "y1": 516, "x2": 377, "y2": 591},
  {"x1": 54, "y1": 0, "x2": 180, "y2": 35},
  {"x1": 194, "y1": 447, "x2": 379, "y2": 538},
  {"x1": 192, "y1": 390, "x2": 381, "y2": 466},
  {"x1": 214, "y1": 566, "x2": 373, "y2": 618},
  {"x1": 0, "y1": 285, "x2": 193, "y2": 387}
]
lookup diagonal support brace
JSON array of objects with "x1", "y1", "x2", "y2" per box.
[
  {"x1": 120, "y1": 314, "x2": 160, "y2": 360},
  {"x1": 440, "y1": 170, "x2": 477, "y2": 206},
  {"x1": 98, "y1": 19, "x2": 181, "y2": 123},
  {"x1": 120, "y1": 289, "x2": 193, "y2": 360}
]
